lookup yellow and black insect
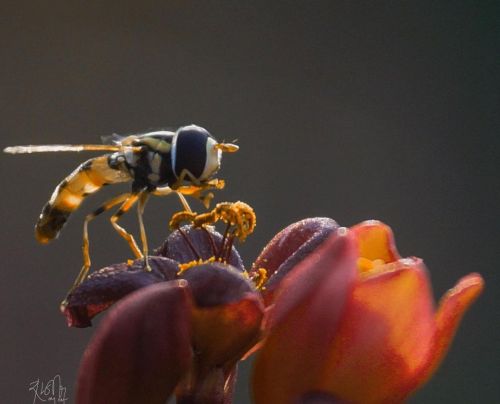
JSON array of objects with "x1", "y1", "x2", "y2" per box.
[{"x1": 4, "y1": 124, "x2": 238, "y2": 300}]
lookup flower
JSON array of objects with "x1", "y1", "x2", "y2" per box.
[
  {"x1": 251, "y1": 219, "x2": 484, "y2": 404},
  {"x1": 63, "y1": 224, "x2": 246, "y2": 327},
  {"x1": 66, "y1": 215, "x2": 483, "y2": 404},
  {"x1": 67, "y1": 226, "x2": 264, "y2": 404}
]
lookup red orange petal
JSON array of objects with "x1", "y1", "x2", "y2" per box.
[
  {"x1": 317, "y1": 260, "x2": 435, "y2": 403},
  {"x1": 351, "y1": 220, "x2": 401, "y2": 263},
  {"x1": 408, "y1": 273, "x2": 484, "y2": 394},
  {"x1": 191, "y1": 294, "x2": 264, "y2": 368},
  {"x1": 252, "y1": 230, "x2": 358, "y2": 404}
]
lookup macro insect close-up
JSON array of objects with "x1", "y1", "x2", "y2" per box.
[
  {"x1": 3, "y1": 124, "x2": 238, "y2": 305},
  {"x1": 2, "y1": 2, "x2": 497, "y2": 403}
]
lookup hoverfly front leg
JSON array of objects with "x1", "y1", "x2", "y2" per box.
[
  {"x1": 174, "y1": 178, "x2": 225, "y2": 209},
  {"x1": 153, "y1": 186, "x2": 194, "y2": 212},
  {"x1": 177, "y1": 192, "x2": 193, "y2": 212},
  {"x1": 153, "y1": 178, "x2": 226, "y2": 213},
  {"x1": 172, "y1": 169, "x2": 217, "y2": 208},
  {"x1": 175, "y1": 168, "x2": 201, "y2": 187}
]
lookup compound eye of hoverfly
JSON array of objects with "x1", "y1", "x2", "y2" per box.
[{"x1": 173, "y1": 125, "x2": 219, "y2": 182}]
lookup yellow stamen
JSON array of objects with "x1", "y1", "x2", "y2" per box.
[
  {"x1": 177, "y1": 256, "x2": 217, "y2": 275},
  {"x1": 357, "y1": 257, "x2": 374, "y2": 272},
  {"x1": 251, "y1": 267, "x2": 268, "y2": 290},
  {"x1": 357, "y1": 257, "x2": 386, "y2": 275}
]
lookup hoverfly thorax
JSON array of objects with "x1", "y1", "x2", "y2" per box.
[{"x1": 118, "y1": 130, "x2": 176, "y2": 191}]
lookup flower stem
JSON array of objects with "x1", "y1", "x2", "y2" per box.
[{"x1": 176, "y1": 365, "x2": 237, "y2": 404}]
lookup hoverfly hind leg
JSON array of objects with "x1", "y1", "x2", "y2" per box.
[
  {"x1": 61, "y1": 192, "x2": 131, "y2": 309},
  {"x1": 110, "y1": 193, "x2": 143, "y2": 259}
]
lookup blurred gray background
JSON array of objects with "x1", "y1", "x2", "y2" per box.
[{"x1": 1, "y1": 1, "x2": 498, "y2": 403}]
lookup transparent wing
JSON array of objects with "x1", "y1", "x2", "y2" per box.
[{"x1": 101, "y1": 133, "x2": 126, "y2": 145}]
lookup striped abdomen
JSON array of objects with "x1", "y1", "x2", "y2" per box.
[{"x1": 35, "y1": 155, "x2": 131, "y2": 243}]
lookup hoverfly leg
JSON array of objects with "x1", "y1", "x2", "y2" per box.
[
  {"x1": 110, "y1": 193, "x2": 143, "y2": 259},
  {"x1": 176, "y1": 168, "x2": 200, "y2": 186},
  {"x1": 152, "y1": 186, "x2": 174, "y2": 197},
  {"x1": 174, "y1": 184, "x2": 215, "y2": 209},
  {"x1": 153, "y1": 185, "x2": 194, "y2": 213},
  {"x1": 176, "y1": 178, "x2": 225, "y2": 209},
  {"x1": 137, "y1": 191, "x2": 152, "y2": 272},
  {"x1": 61, "y1": 192, "x2": 131, "y2": 309},
  {"x1": 176, "y1": 192, "x2": 193, "y2": 212}
]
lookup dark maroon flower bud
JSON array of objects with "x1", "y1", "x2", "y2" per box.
[
  {"x1": 156, "y1": 225, "x2": 244, "y2": 271},
  {"x1": 182, "y1": 262, "x2": 256, "y2": 307},
  {"x1": 175, "y1": 264, "x2": 264, "y2": 403},
  {"x1": 77, "y1": 281, "x2": 193, "y2": 404},
  {"x1": 68, "y1": 222, "x2": 264, "y2": 404},
  {"x1": 181, "y1": 263, "x2": 264, "y2": 368},
  {"x1": 75, "y1": 262, "x2": 264, "y2": 404},
  {"x1": 63, "y1": 256, "x2": 179, "y2": 327},
  {"x1": 63, "y1": 225, "x2": 245, "y2": 328},
  {"x1": 251, "y1": 217, "x2": 338, "y2": 305}
]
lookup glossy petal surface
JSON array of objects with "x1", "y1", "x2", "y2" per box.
[
  {"x1": 64, "y1": 225, "x2": 239, "y2": 327},
  {"x1": 411, "y1": 272, "x2": 484, "y2": 393},
  {"x1": 351, "y1": 220, "x2": 400, "y2": 262},
  {"x1": 183, "y1": 263, "x2": 264, "y2": 368},
  {"x1": 156, "y1": 226, "x2": 244, "y2": 271},
  {"x1": 77, "y1": 281, "x2": 193, "y2": 404},
  {"x1": 318, "y1": 261, "x2": 435, "y2": 403},
  {"x1": 252, "y1": 217, "x2": 338, "y2": 305},
  {"x1": 253, "y1": 231, "x2": 357, "y2": 404},
  {"x1": 63, "y1": 256, "x2": 178, "y2": 327}
]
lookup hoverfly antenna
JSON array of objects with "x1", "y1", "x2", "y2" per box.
[{"x1": 214, "y1": 143, "x2": 239, "y2": 153}]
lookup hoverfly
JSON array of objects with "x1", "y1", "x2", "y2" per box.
[{"x1": 4, "y1": 124, "x2": 238, "y2": 302}]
